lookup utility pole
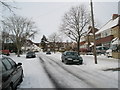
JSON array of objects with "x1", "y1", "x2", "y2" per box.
[{"x1": 90, "y1": 0, "x2": 97, "y2": 64}]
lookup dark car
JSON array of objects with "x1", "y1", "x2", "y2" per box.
[
  {"x1": 26, "y1": 51, "x2": 36, "y2": 58},
  {"x1": 61, "y1": 51, "x2": 83, "y2": 65},
  {"x1": 0, "y1": 56, "x2": 23, "y2": 90},
  {"x1": 46, "y1": 51, "x2": 51, "y2": 54}
]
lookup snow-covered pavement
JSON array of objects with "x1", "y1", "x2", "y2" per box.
[{"x1": 9, "y1": 52, "x2": 119, "y2": 89}]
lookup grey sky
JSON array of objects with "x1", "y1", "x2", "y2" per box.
[{"x1": 4, "y1": 1, "x2": 118, "y2": 43}]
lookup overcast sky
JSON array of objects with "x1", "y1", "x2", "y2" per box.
[{"x1": 3, "y1": 0, "x2": 119, "y2": 43}]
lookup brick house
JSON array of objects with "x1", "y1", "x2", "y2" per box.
[
  {"x1": 96, "y1": 14, "x2": 120, "y2": 59},
  {"x1": 46, "y1": 42, "x2": 73, "y2": 52},
  {"x1": 79, "y1": 26, "x2": 99, "y2": 52}
]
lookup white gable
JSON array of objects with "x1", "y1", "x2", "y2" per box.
[{"x1": 96, "y1": 17, "x2": 119, "y2": 34}]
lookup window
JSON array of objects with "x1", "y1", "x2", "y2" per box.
[
  {"x1": 2, "y1": 58, "x2": 12, "y2": 70},
  {"x1": 66, "y1": 52, "x2": 78, "y2": 56},
  {"x1": 8, "y1": 58, "x2": 16, "y2": 67},
  {"x1": 2, "y1": 63, "x2": 6, "y2": 72},
  {"x1": 103, "y1": 47, "x2": 109, "y2": 50},
  {"x1": 0, "y1": 62, "x2": 6, "y2": 73},
  {"x1": 102, "y1": 29, "x2": 111, "y2": 38},
  {"x1": 0, "y1": 61, "x2": 2, "y2": 72}
]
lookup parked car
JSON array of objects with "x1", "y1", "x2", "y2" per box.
[
  {"x1": 26, "y1": 51, "x2": 36, "y2": 58},
  {"x1": 0, "y1": 50, "x2": 10, "y2": 56},
  {"x1": 106, "y1": 49, "x2": 112, "y2": 58},
  {"x1": 0, "y1": 56, "x2": 23, "y2": 90},
  {"x1": 61, "y1": 51, "x2": 83, "y2": 65},
  {"x1": 46, "y1": 51, "x2": 51, "y2": 54},
  {"x1": 96, "y1": 46, "x2": 109, "y2": 55}
]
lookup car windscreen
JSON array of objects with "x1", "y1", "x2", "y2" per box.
[
  {"x1": 0, "y1": 60, "x2": 2, "y2": 73},
  {"x1": 27, "y1": 52, "x2": 35, "y2": 54},
  {"x1": 66, "y1": 52, "x2": 78, "y2": 56}
]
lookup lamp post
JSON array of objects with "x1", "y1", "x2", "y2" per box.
[{"x1": 90, "y1": 0, "x2": 97, "y2": 64}]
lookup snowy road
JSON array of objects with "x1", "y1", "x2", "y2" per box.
[
  {"x1": 10, "y1": 52, "x2": 119, "y2": 89},
  {"x1": 10, "y1": 53, "x2": 55, "y2": 89},
  {"x1": 38, "y1": 53, "x2": 119, "y2": 88}
]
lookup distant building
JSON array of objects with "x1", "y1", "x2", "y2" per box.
[
  {"x1": 79, "y1": 26, "x2": 99, "y2": 53},
  {"x1": 21, "y1": 40, "x2": 41, "y2": 52},
  {"x1": 45, "y1": 42, "x2": 73, "y2": 52}
]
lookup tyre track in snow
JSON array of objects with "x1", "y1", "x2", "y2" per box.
[
  {"x1": 39, "y1": 54, "x2": 96, "y2": 88},
  {"x1": 47, "y1": 55, "x2": 118, "y2": 88},
  {"x1": 39, "y1": 54, "x2": 118, "y2": 88},
  {"x1": 39, "y1": 56, "x2": 62, "y2": 89}
]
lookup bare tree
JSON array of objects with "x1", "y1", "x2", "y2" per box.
[
  {"x1": 48, "y1": 32, "x2": 62, "y2": 53},
  {"x1": 1, "y1": 30, "x2": 9, "y2": 50},
  {"x1": 2, "y1": 15, "x2": 37, "y2": 57},
  {"x1": 0, "y1": 0, "x2": 17, "y2": 12},
  {"x1": 60, "y1": 5, "x2": 90, "y2": 55},
  {"x1": 49, "y1": 32, "x2": 61, "y2": 42}
]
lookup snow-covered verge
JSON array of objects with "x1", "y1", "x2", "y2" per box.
[
  {"x1": 9, "y1": 53, "x2": 55, "y2": 88},
  {"x1": 45, "y1": 52, "x2": 119, "y2": 71}
]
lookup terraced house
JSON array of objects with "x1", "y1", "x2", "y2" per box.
[{"x1": 96, "y1": 14, "x2": 120, "y2": 59}]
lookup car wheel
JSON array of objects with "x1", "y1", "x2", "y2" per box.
[{"x1": 62, "y1": 59, "x2": 64, "y2": 62}]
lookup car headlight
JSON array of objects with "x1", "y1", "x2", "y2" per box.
[{"x1": 67, "y1": 58, "x2": 73, "y2": 60}]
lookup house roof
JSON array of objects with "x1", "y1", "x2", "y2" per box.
[
  {"x1": 88, "y1": 26, "x2": 99, "y2": 34},
  {"x1": 96, "y1": 17, "x2": 119, "y2": 34}
]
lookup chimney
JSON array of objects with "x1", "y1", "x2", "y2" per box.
[{"x1": 112, "y1": 14, "x2": 119, "y2": 20}]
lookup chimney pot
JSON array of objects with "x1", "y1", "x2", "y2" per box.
[{"x1": 112, "y1": 14, "x2": 119, "y2": 20}]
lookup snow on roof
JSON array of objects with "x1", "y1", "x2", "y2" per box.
[{"x1": 96, "y1": 17, "x2": 119, "y2": 34}]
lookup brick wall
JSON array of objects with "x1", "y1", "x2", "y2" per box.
[
  {"x1": 112, "y1": 26, "x2": 120, "y2": 38},
  {"x1": 96, "y1": 35, "x2": 114, "y2": 45}
]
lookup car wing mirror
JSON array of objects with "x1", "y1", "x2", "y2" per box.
[
  {"x1": 17, "y1": 63, "x2": 22, "y2": 66},
  {"x1": 63, "y1": 54, "x2": 66, "y2": 56}
]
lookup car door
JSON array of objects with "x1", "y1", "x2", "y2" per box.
[
  {"x1": 2, "y1": 58, "x2": 13, "y2": 89},
  {"x1": 7, "y1": 58, "x2": 22, "y2": 86},
  {"x1": 1, "y1": 61, "x2": 9, "y2": 89}
]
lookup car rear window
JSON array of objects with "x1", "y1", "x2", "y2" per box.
[
  {"x1": 8, "y1": 58, "x2": 16, "y2": 67},
  {"x1": 66, "y1": 52, "x2": 78, "y2": 56},
  {"x1": 2, "y1": 58, "x2": 12, "y2": 70},
  {"x1": 2, "y1": 63, "x2": 6, "y2": 72},
  {"x1": 0, "y1": 61, "x2": 2, "y2": 73},
  {"x1": 27, "y1": 52, "x2": 35, "y2": 54},
  {"x1": 0, "y1": 62, "x2": 6, "y2": 73}
]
